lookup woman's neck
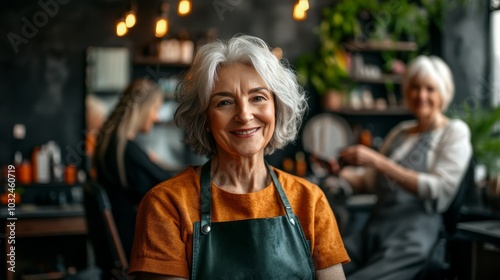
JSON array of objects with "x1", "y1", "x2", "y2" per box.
[
  {"x1": 415, "y1": 113, "x2": 447, "y2": 133},
  {"x1": 210, "y1": 155, "x2": 270, "y2": 194}
]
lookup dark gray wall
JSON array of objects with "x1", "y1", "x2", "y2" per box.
[
  {"x1": 443, "y1": 0, "x2": 491, "y2": 112},
  {"x1": 0, "y1": 0, "x2": 334, "y2": 167},
  {"x1": 0, "y1": 0, "x2": 492, "y2": 168}
]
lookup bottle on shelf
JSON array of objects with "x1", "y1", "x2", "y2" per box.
[
  {"x1": 36, "y1": 145, "x2": 51, "y2": 184},
  {"x1": 11, "y1": 123, "x2": 33, "y2": 185},
  {"x1": 47, "y1": 141, "x2": 64, "y2": 183},
  {"x1": 359, "y1": 129, "x2": 373, "y2": 148},
  {"x1": 178, "y1": 29, "x2": 194, "y2": 65},
  {"x1": 12, "y1": 123, "x2": 26, "y2": 168},
  {"x1": 295, "y1": 151, "x2": 307, "y2": 177}
]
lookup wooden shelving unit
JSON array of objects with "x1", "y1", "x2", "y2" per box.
[
  {"x1": 349, "y1": 73, "x2": 403, "y2": 84},
  {"x1": 343, "y1": 40, "x2": 417, "y2": 52},
  {"x1": 133, "y1": 56, "x2": 190, "y2": 68},
  {"x1": 335, "y1": 107, "x2": 411, "y2": 116}
]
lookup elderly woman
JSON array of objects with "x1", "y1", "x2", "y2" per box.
[
  {"x1": 334, "y1": 55, "x2": 472, "y2": 280},
  {"x1": 128, "y1": 35, "x2": 350, "y2": 279}
]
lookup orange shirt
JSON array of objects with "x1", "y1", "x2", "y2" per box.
[{"x1": 129, "y1": 166, "x2": 350, "y2": 278}]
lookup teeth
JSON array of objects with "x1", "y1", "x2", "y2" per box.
[{"x1": 234, "y1": 128, "x2": 257, "y2": 135}]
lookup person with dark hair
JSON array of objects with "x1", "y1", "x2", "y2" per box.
[
  {"x1": 129, "y1": 35, "x2": 350, "y2": 279},
  {"x1": 93, "y1": 78, "x2": 173, "y2": 259}
]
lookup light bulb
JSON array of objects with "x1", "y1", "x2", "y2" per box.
[
  {"x1": 298, "y1": 0, "x2": 309, "y2": 11},
  {"x1": 293, "y1": 3, "x2": 307, "y2": 21},
  {"x1": 125, "y1": 11, "x2": 136, "y2": 28},
  {"x1": 116, "y1": 20, "x2": 128, "y2": 37},
  {"x1": 155, "y1": 18, "x2": 168, "y2": 37},
  {"x1": 178, "y1": 0, "x2": 191, "y2": 16}
]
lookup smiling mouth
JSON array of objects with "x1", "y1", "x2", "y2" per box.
[{"x1": 232, "y1": 128, "x2": 259, "y2": 136}]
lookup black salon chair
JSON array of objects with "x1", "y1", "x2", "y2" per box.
[
  {"x1": 415, "y1": 159, "x2": 474, "y2": 280},
  {"x1": 83, "y1": 181, "x2": 129, "y2": 280}
]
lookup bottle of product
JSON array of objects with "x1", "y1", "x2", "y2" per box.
[
  {"x1": 31, "y1": 146, "x2": 39, "y2": 183},
  {"x1": 36, "y1": 145, "x2": 50, "y2": 184},
  {"x1": 47, "y1": 141, "x2": 64, "y2": 183},
  {"x1": 12, "y1": 124, "x2": 26, "y2": 168},
  {"x1": 282, "y1": 157, "x2": 295, "y2": 174},
  {"x1": 359, "y1": 128, "x2": 373, "y2": 148},
  {"x1": 179, "y1": 29, "x2": 194, "y2": 64},
  {"x1": 295, "y1": 151, "x2": 307, "y2": 177}
]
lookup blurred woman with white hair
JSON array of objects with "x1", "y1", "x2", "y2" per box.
[{"x1": 318, "y1": 55, "x2": 472, "y2": 279}]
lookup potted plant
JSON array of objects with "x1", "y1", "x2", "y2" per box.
[
  {"x1": 296, "y1": 0, "x2": 432, "y2": 111},
  {"x1": 449, "y1": 103, "x2": 500, "y2": 176},
  {"x1": 296, "y1": 0, "x2": 377, "y2": 110},
  {"x1": 296, "y1": 49, "x2": 352, "y2": 111}
]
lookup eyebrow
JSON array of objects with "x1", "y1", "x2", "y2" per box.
[
  {"x1": 211, "y1": 87, "x2": 271, "y2": 97},
  {"x1": 249, "y1": 87, "x2": 271, "y2": 94}
]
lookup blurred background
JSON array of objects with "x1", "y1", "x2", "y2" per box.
[{"x1": 0, "y1": 0, "x2": 499, "y2": 279}]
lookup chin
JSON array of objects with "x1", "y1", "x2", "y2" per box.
[{"x1": 412, "y1": 107, "x2": 432, "y2": 116}]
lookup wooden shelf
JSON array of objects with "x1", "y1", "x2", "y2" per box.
[
  {"x1": 15, "y1": 216, "x2": 87, "y2": 237},
  {"x1": 344, "y1": 40, "x2": 417, "y2": 52},
  {"x1": 334, "y1": 107, "x2": 411, "y2": 116},
  {"x1": 21, "y1": 271, "x2": 65, "y2": 280},
  {"x1": 133, "y1": 56, "x2": 190, "y2": 67},
  {"x1": 350, "y1": 74, "x2": 403, "y2": 84}
]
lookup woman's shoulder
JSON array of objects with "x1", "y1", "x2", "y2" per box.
[
  {"x1": 446, "y1": 118, "x2": 470, "y2": 133},
  {"x1": 124, "y1": 140, "x2": 150, "y2": 161},
  {"x1": 272, "y1": 167, "x2": 324, "y2": 198},
  {"x1": 391, "y1": 119, "x2": 418, "y2": 133},
  {"x1": 436, "y1": 118, "x2": 471, "y2": 144},
  {"x1": 145, "y1": 166, "x2": 200, "y2": 199}
]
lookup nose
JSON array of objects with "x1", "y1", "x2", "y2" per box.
[
  {"x1": 415, "y1": 87, "x2": 428, "y2": 100},
  {"x1": 235, "y1": 102, "x2": 253, "y2": 123},
  {"x1": 152, "y1": 110, "x2": 160, "y2": 123}
]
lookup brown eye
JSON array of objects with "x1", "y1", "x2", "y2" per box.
[
  {"x1": 410, "y1": 83, "x2": 420, "y2": 91},
  {"x1": 216, "y1": 100, "x2": 231, "y2": 107},
  {"x1": 253, "y1": 96, "x2": 266, "y2": 102}
]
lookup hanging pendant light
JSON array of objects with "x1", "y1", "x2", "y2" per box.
[
  {"x1": 298, "y1": 0, "x2": 309, "y2": 11},
  {"x1": 178, "y1": 0, "x2": 191, "y2": 16},
  {"x1": 125, "y1": 11, "x2": 136, "y2": 28},
  {"x1": 155, "y1": 18, "x2": 168, "y2": 37},
  {"x1": 116, "y1": 18, "x2": 128, "y2": 37},
  {"x1": 155, "y1": 2, "x2": 170, "y2": 37},
  {"x1": 293, "y1": 1, "x2": 307, "y2": 21},
  {"x1": 124, "y1": 1, "x2": 137, "y2": 28}
]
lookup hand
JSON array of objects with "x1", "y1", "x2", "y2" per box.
[
  {"x1": 339, "y1": 145, "x2": 381, "y2": 168},
  {"x1": 148, "y1": 150, "x2": 160, "y2": 163}
]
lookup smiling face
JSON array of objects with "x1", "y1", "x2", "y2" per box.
[
  {"x1": 207, "y1": 63, "x2": 275, "y2": 159},
  {"x1": 405, "y1": 75, "x2": 443, "y2": 119}
]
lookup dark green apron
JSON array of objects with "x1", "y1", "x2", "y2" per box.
[{"x1": 191, "y1": 161, "x2": 316, "y2": 279}]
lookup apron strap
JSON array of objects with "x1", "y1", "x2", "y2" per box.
[
  {"x1": 200, "y1": 161, "x2": 212, "y2": 234},
  {"x1": 199, "y1": 160, "x2": 299, "y2": 235},
  {"x1": 266, "y1": 161, "x2": 297, "y2": 226}
]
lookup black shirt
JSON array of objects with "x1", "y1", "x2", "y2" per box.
[{"x1": 95, "y1": 137, "x2": 172, "y2": 258}]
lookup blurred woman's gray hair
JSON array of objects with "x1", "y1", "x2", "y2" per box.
[
  {"x1": 402, "y1": 55, "x2": 455, "y2": 111},
  {"x1": 174, "y1": 34, "x2": 308, "y2": 156}
]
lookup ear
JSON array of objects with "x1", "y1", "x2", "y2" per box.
[{"x1": 272, "y1": 47, "x2": 283, "y2": 60}]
